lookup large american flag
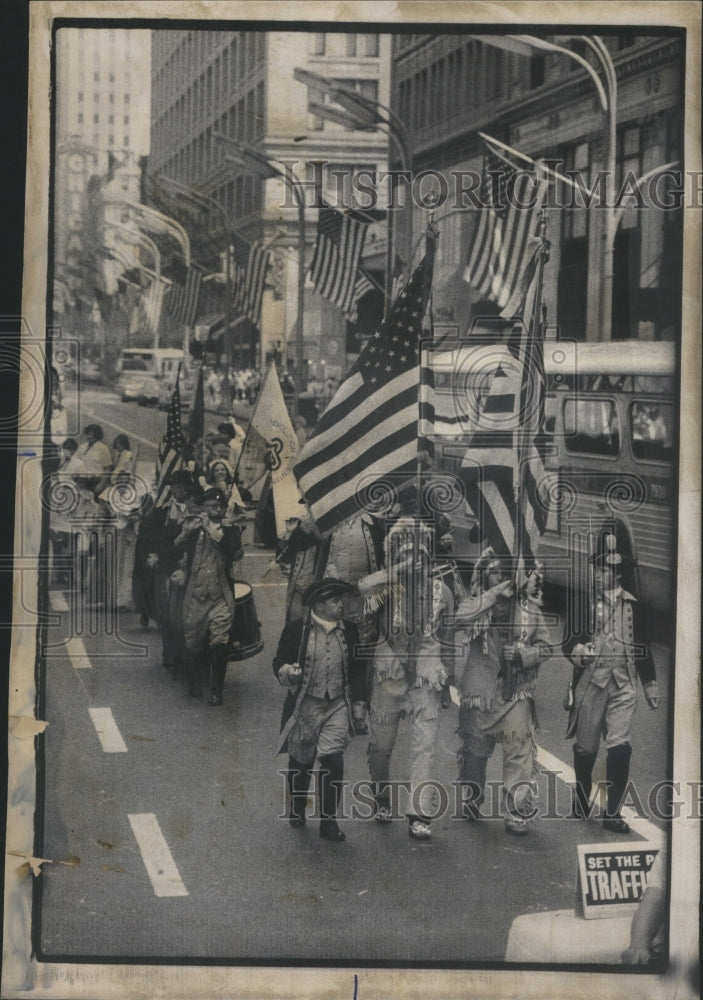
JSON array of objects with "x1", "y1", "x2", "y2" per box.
[
  {"x1": 167, "y1": 266, "x2": 203, "y2": 326},
  {"x1": 309, "y1": 206, "x2": 371, "y2": 322},
  {"x1": 154, "y1": 370, "x2": 184, "y2": 506},
  {"x1": 459, "y1": 252, "x2": 549, "y2": 589},
  {"x1": 464, "y1": 147, "x2": 548, "y2": 319},
  {"x1": 231, "y1": 234, "x2": 270, "y2": 329},
  {"x1": 295, "y1": 245, "x2": 435, "y2": 535}
]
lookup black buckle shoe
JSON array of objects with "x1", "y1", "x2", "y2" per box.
[
  {"x1": 320, "y1": 820, "x2": 345, "y2": 842},
  {"x1": 603, "y1": 816, "x2": 631, "y2": 834}
]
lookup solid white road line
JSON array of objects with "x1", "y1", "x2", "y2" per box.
[
  {"x1": 88, "y1": 708, "x2": 128, "y2": 753},
  {"x1": 49, "y1": 591, "x2": 69, "y2": 611},
  {"x1": 128, "y1": 813, "x2": 189, "y2": 898},
  {"x1": 64, "y1": 635, "x2": 91, "y2": 669},
  {"x1": 536, "y1": 744, "x2": 665, "y2": 844}
]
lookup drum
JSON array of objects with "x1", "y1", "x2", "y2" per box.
[{"x1": 228, "y1": 581, "x2": 264, "y2": 661}]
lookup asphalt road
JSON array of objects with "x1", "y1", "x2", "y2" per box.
[{"x1": 37, "y1": 387, "x2": 672, "y2": 964}]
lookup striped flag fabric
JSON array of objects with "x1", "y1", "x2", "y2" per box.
[
  {"x1": 142, "y1": 276, "x2": 168, "y2": 337},
  {"x1": 459, "y1": 252, "x2": 549, "y2": 589},
  {"x1": 309, "y1": 206, "x2": 371, "y2": 322},
  {"x1": 167, "y1": 266, "x2": 202, "y2": 326},
  {"x1": 154, "y1": 369, "x2": 184, "y2": 506},
  {"x1": 295, "y1": 243, "x2": 435, "y2": 535},
  {"x1": 231, "y1": 234, "x2": 270, "y2": 329},
  {"x1": 464, "y1": 147, "x2": 548, "y2": 319}
]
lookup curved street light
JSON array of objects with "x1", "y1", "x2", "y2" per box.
[{"x1": 214, "y1": 133, "x2": 306, "y2": 417}]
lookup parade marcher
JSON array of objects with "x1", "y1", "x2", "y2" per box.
[
  {"x1": 359, "y1": 518, "x2": 456, "y2": 840},
  {"x1": 275, "y1": 505, "x2": 322, "y2": 623},
  {"x1": 274, "y1": 578, "x2": 368, "y2": 842},
  {"x1": 173, "y1": 487, "x2": 243, "y2": 706},
  {"x1": 562, "y1": 534, "x2": 660, "y2": 833},
  {"x1": 133, "y1": 470, "x2": 197, "y2": 651},
  {"x1": 102, "y1": 470, "x2": 149, "y2": 612},
  {"x1": 455, "y1": 550, "x2": 551, "y2": 835}
]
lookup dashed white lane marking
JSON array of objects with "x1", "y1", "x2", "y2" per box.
[
  {"x1": 49, "y1": 591, "x2": 69, "y2": 611},
  {"x1": 64, "y1": 635, "x2": 91, "y2": 669},
  {"x1": 128, "y1": 813, "x2": 188, "y2": 898},
  {"x1": 88, "y1": 708, "x2": 128, "y2": 753},
  {"x1": 536, "y1": 745, "x2": 664, "y2": 844}
]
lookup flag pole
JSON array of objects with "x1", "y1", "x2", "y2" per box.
[
  {"x1": 415, "y1": 213, "x2": 439, "y2": 518},
  {"x1": 511, "y1": 208, "x2": 549, "y2": 634}
]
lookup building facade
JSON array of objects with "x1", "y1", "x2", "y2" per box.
[
  {"x1": 149, "y1": 28, "x2": 391, "y2": 374},
  {"x1": 391, "y1": 32, "x2": 683, "y2": 343},
  {"x1": 54, "y1": 27, "x2": 151, "y2": 309}
]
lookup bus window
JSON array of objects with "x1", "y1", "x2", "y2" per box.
[
  {"x1": 563, "y1": 398, "x2": 620, "y2": 456},
  {"x1": 631, "y1": 400, "x2": 674, "y2": 462},
  {"x1": 121, "y1": 357, "x2": 149, "y2": 372}
]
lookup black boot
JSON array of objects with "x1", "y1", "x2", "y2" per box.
[
  {"x1": 208, "y1": 644, "x2": 229, "y2": 706},
  {"x1": 572, "y1": 744, "x2": 598, "y2": 819},
  {"x1": 319, "y1": 753, "x2": 345, "y2": 842},
  {"x1": 603, "y1": 743, "x2": 633, "y2": 833},
  {"x1": 287, "y1": 756, "x2": 312, "y2": 828},
  {"x1": 186, "y1": 649, "x2": 203, "y2": 698},
  {"x1": 459, "y1": 749, "x2": 488, "y2": 820}
]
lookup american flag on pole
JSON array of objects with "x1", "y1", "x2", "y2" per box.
[
  {"x1": 142, "y1": 276, "x2": 168, "y2": 337},
  {"x1": 295, "y1": 243, "x2": 435, "y2": 535},
  {"x1": 167, "y1": 266, "x2": 202, "y2": 326},
  {"x1": 309, "y1": 206, "x2": 371, "y2": 322},
  {"x1": 154, "y1": 368, "x2": 184, "y2": 506},
  {"x1": 231, "y1": 234, "x2": 270, "y2": 329},
  {"x1": 464, "y1": 146, "x2": 548, "y2": 319},
  {"x1": 459, "y1": 250, "x2": 549, "y2": 589}
]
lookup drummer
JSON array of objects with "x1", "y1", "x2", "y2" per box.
[{"x1": 172, "y1": 487, "x2": 244, "y2": 706}]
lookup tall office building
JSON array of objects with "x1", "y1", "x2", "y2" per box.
[
  {"x1": 54, "y1": 28, "x2": 151, "y2": 301},
  {"x1": 149, "y1": 28, "x2": 390, "y2": 372}
]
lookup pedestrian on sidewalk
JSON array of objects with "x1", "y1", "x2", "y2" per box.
[
  {"x1": 562, "y1": 534, "x2": 660, "y2": 833},
  {"x1": 274, "y1": 578, "x2": 368, "y2": 842}
]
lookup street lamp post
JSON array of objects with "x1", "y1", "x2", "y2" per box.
[
  {"x1": 214, "y1": 133, "x2": 307, "y2": 419},
  {"x1": 154, "y1": 175, "x2": 234, "y2": 369},
  {"x1": 294, "y1": 67, "x2": 413, "y2": 307},
  {"x1": 475, "y1": 34, "x2": 617, "y2": 340}
]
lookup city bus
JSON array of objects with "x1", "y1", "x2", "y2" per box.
[
  {"x1": 116, "y1": 347, "x2": 185, "y2": 403},
  {"x1": 431, "y1": 340, "x2": 677, "y2": 612}
]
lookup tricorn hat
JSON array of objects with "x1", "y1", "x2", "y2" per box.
[
  {"x1": 302, "y1": 577, "x2": 352, "y2": 607},
  {"x1": 201, "y1": 487, "x2": 227, "y2": 505},
  {"x1": 591, "y1": 533, "x2": 637, "y2": 570}
]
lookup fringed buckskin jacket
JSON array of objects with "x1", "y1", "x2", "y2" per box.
[{"x1": 456, "y1": 590, "x2": 551, "y2": 711}]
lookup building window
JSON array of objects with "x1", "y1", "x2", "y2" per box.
[
  {"x1": 109, "y1": 72, "x2": 115, "y2": 82},
  {"x1": 109, "y1": 114, "x2": 114, "y2": 124},
  {"x1": 563, "y1": 141, "x2": 590, "y2": 240},
  {"x1": 311, "y1": 33, "x2": 325, "y2": 56},
  {"x1": 362, "y1": 34, "x2": 379, "y2": 57},
  {"x1": 124, "y1": 114, "x2": 129, "y2": 125},
  {"x1": 94, "y1": 71, "x2": 100, "y2": 82},
  {"x1": 530, "y1": 55, "x2": 545, "y2": 88},
  {"x1": 108, "y1": 134, "x2": 114, "y2": 146},
  {"x1": 616, "y1": 124, "x2": 642, "y2": 230},
  {"x1": 346, "y1": 34, "x2": 357, "y2": 57},
  {"x1": 94, "y1": 92, "x2": 99, "y2": 102},
  {"x1": 78, "y1": 91, "x2": 83, "y2": 102},
  {"x1": 124, "y1": 93, "x2": 130, "y2": 104},
  {"x1": 93, "y1": 113, "x2": 99, "y2": 124},
  {"x1": 109, "y1": 92, "x2": 114, "y2": 104},
  {"x1": 77, "y1": 113, "x2": 83, "y2": 124}
]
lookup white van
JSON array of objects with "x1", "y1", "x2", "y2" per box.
[{"x1": 116, "y1": 347, "x2": 185, "y2": 403}]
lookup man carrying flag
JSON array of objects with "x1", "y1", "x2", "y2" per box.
[{"x1": 454, "y1": 219, "x2": 552, "y2": 835}]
